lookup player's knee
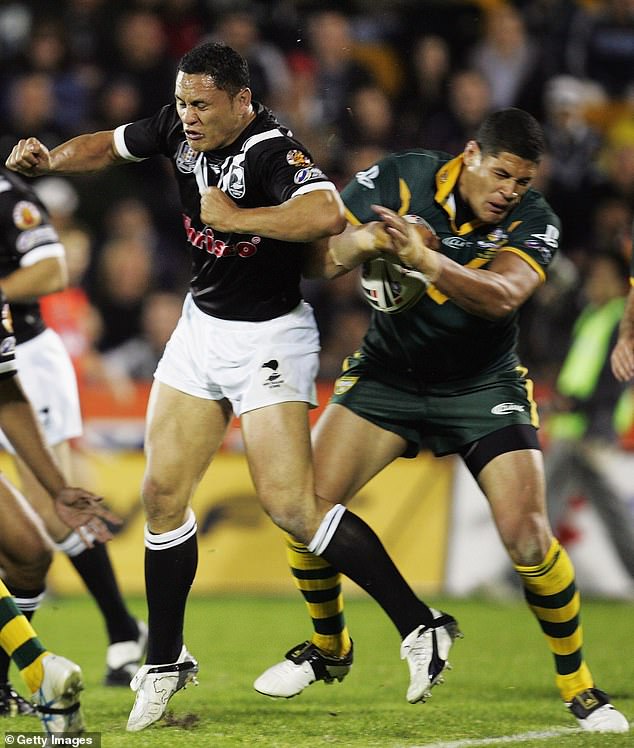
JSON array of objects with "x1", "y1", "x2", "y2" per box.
[
  {"x1": 504, "y1": 511, "x2": 552, "y2": 565},
  {"x1": 262, "y1": 502, "x2": 313, "y2": 543},
  {"x1": 4, "y1": 544, "x2": 52, "y2": 589},
  {"x1": 141, "y1": 476, "x2": 190, "y2": 531}
]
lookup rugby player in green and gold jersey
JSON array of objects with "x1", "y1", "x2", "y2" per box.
[{"x1": 255, "y1": 109, "x2": 629, "y2": 733}]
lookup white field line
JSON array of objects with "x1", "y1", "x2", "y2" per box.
[{"x1": 408, "y1": 726, "x2": 582, "y2": 748}]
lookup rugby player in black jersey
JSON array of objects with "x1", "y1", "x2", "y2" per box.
[
  {"x1": 0, "y1": 167, "x2": 146, "y2": 693},
  {"x1": 0, "y1": 287, "x2": 118, "y2": 733},
  {"x1": 7, "y1": 42, "x2": 468, "y2": 731},
  {"x1": 254, "y1": 109, "x2": 629, "y2": 733}
]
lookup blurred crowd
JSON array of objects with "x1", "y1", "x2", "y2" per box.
[{"x1": 1, "y1": 0, "x2": 634, "y2": 391}]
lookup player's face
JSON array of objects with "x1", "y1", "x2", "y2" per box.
[
  {"x1": 175, "y1": 71, "x2": 253, "y2": 151},
  {"x1": 460, "y1": 142, "x2": 537, "y2": 224}
]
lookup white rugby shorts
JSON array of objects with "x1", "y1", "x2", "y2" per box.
[
  {"x1": 0, "y1": 328, "x2": 82, "y2": 452},
  {"x1": 154, "y1": 294, "x2": 320, "y2": 416}
]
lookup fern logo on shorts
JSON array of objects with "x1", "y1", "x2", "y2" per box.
[
  {"x1": 261, "y1": 359, "x2": 285, "y2": 389},
  {"x1": 491, "y1": 402, "x2": 525, "y2": 415}
]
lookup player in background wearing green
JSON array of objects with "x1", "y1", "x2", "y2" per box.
[
  {"x1": 255, "y1": 108, "x2": 629, "y2": 733},
  {"x1": 610, "y1": 221, "x2": 634, "y2": 384}
]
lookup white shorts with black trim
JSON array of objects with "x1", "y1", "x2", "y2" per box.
[
  {"x1": 154, "y1": 294, "x2": 320, "y2": 417},
  {"x1": 0, "y1": 328, "x2": 82, "y2": 452}
]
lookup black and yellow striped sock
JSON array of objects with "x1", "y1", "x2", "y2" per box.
[
  {"x1": 285, "y1": 534, "x2": 351, "y2": 657},
  {"x1": 514, "y1": 538, "x2": 593, "y2": 701},
  {"x1": 0, "y1": 580, "x2": 48, "y2": 694}
]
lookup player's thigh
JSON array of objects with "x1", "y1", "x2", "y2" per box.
[
  {"x1": 476, "y1": 448, "x2": 552, "y2": 563},
  {"x1": 0, "y1": 474, "x2": 52, "y2": 570},
  {"x1": 143, "y1": 380, "x2": 231, "y2": 522},
  {"x1": 312, "y1": 403, "x2": 406, "y2": 504},
  {"x1": 240, "y1": 401, "x2": 314, "y2": 513}
]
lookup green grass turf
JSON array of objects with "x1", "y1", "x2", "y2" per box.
[{"x1": 2, "y1": 595, "x2": 632, "y2": 747}]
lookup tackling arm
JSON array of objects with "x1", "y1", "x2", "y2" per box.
[{"x1": 374, "y1": 205, "x2": 542, "y2": 320}]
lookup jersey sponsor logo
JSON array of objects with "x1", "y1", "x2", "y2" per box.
[
  {"x1": 491, "y1": 402, "x2": 525, "y2": 415},
  {"x1": 16, "y1": 225, "x2": 58, "y2": 253},
  {"x1": 442, "y1": 236, "x2": 468, "y2": 249},
  {"x1": 293, "y1": 166, "x2": 324, "y2": 184},
  {"x1": 227, "y1": 164, "x2": 245, "y2": 198},
  {"x1": 12, "y1": 201, "x2": 42, "y2": 230},
  {"x1": 175, "y1": 141, "x2": 198, "y2": 173},
  {"x1": 182, "y1": 214, "x2": 259, "y2": 258},
  {"x1": 354, "y1": 165, "x2": 380, "y2": 189},
  {"x1": 286, "y1": 149, "x2": 312, "y2": 167}
]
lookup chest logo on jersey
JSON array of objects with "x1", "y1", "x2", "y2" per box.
[
  {"x1": 12, "y1": 201, "x2": 42, "y2": 230},
  {"x1": 175, "y1": 141, "x2": 198, "y2": 173},
  {"x1": 182, "y1": 214, "x2": 259, "y2": 258},
  {"x1": 227, "y1": 164, "x2": 246, "y2": 199},
  {"x1": 475, "y1": 228, "x2": 509, "y2": 259}
]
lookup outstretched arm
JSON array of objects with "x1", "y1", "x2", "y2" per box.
[
  {"x1": 611, "y1": 285, "x2": 634, "y2": 382},
  {"x1": 302, "y1": 221, "x2": 390, "y2": 280},
  {"x1": 5, "y1": 131, "x2": 123, "y2": 177}
]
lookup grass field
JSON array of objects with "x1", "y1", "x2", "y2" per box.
[{"x1": 2, "y1": 595, "x2": 632, "y2": 747}]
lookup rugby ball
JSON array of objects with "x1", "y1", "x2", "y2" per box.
[
  {"x1": 360, "y1": 215, "x2": 437, "y2": 314},
  {"x1": 360, "y1": 254, "x2": 429, "y2": 313}
]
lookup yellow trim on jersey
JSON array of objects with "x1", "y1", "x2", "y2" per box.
[
  {"x1": 425, "y1": 257, "x2": 490, "y2": 305},
  {"x1": 630, "y1": 276, "x2": 634, "y2": 287},
  {"x1": 435, "y1": 155, "x2": 486, "y2": 234},
  {"x1": 345, "y1": 207, "x2": 362, "y2": 226},
  {"x1": 501, "y1": 246, "x2": 546, "y2": 282},
  {"x1": 434, "y1": 154, "x2": 462, "y2": 205},
  {"x1": 398, "y1": 178, "x2": 411, "y2": 215}
]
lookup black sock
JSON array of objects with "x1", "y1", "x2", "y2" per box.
[
  {"x1": 145, "y1": 529, "x2": 198, "y2": 664},
  {"x1": 0, "y1": 587, "x2": 39, "y2": 683},
  {"x1": 320, "y1": 510, "x2": 434, "y2": 637},
  {"x1": 68, "y1": 543, "x2": 138, "y2": 643}
]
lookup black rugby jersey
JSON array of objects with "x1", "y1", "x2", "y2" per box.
[
  {"x1": 114, "y1": 103, "x2": 338, "y2": 321},
  {"x1": 0, "y1": 168, "x2": 64, "y2": 343}
]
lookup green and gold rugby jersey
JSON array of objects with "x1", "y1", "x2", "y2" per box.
[{"x1": 341, "y1": 150, "x2": 560, "y2": 387}]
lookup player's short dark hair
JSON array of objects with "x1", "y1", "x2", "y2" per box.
[
  {"x1": 178, "y1": 42, "x2": 250, "y2": 96},
  {"x1": 476, "y1": 108, "x2": 545, "y2": 163}
]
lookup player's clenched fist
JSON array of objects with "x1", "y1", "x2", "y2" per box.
[
  {"x1": 5, "y1": 137, "x2": 52, "y2": 176},
  {"x1": 200, "y1": 186, "x2": 239, "y2": 232}
]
